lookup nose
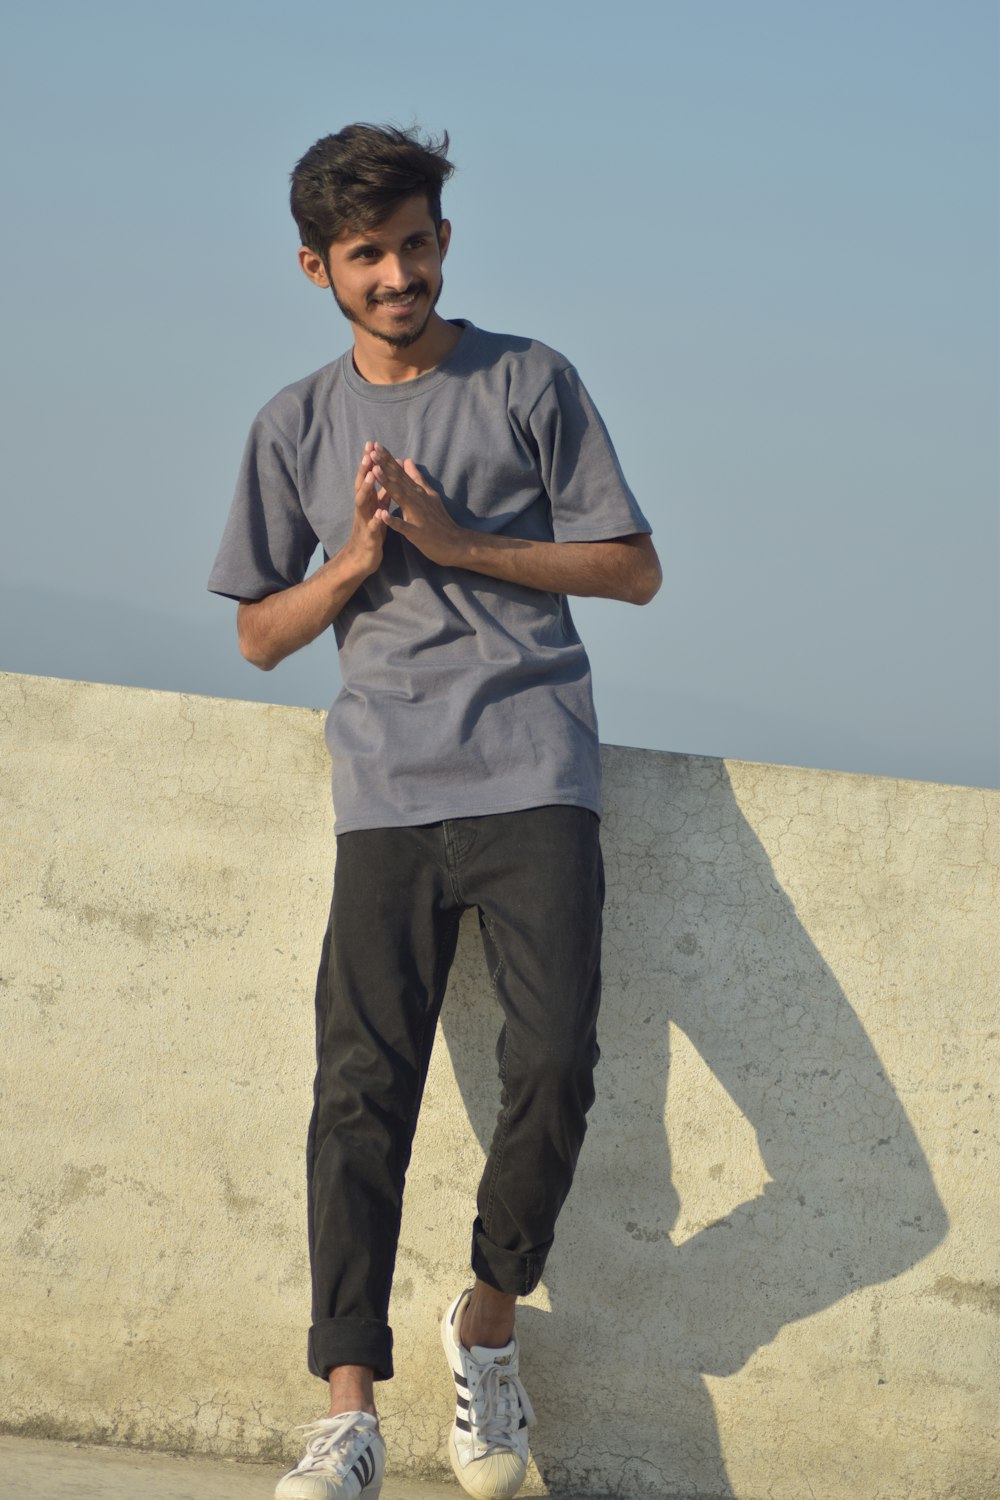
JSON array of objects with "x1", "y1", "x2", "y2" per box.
[{"x1": 380, "y1": 253, "x2": 412, "y2": 290}]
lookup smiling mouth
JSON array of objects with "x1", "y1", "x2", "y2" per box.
[{"x1": 372, "y1": 285, "x2": 424, "y2": 313}]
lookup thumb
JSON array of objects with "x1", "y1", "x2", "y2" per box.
[{"x1": 402, "y1": 458, "x2": 430, "y2": 489}]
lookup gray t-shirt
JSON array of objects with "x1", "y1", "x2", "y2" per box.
[{"x1": 208, "y1": 321, "x2": 649, "y2": 832}]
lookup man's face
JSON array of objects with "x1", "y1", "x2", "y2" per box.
[{"x1": 307, "y1": 195, "x2": 450, "y2": 350}]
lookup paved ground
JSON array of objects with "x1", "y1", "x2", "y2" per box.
[{"x1": 0, "y1": 1437, "x2": 467, "y2": 1500}]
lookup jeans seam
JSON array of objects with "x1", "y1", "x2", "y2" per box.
[
  {"x1": 443, "y1": 818, "x2": 482, "y2": 906},
  {"x1": 481, "y1": 909, "x2": 510, "y2": 1237},
  {"x1": 402, "y1": 909, "x2": 460, "y2": 1153}
]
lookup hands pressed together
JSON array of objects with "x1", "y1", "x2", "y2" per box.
[
  {"x1": 240, "y1": 430, "x2": 658, "y2": 673},
  {"x1": 240, "y1": 437, "x2": 657, "y2": 671},
  {"x1": 345, "y1": 439, "x2": 661, "y2": 605},
  {"x1": 349, "y1": 441, "x2": 464, "y2": 576}
]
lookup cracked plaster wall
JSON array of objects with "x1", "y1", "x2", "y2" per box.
[{"x1": 0, "y1": 672, "x2": 996, "y2": 1500}]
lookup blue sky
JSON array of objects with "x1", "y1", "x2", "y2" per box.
[{"x1": 1, "y1": 0, "x2": 997, "y2": 788}]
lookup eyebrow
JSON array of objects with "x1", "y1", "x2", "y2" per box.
[{"x1": 342, "y1": 227, "x2": 430, "y2": 251}]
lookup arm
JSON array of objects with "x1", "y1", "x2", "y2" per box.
[
  {"x1": 451, "y1": 528, "x2": 660, "y2": 604},
  {"x1": 238, "y1": 444, "x2": 387, "y2": 670},
  {"x1": 371, "y1": 446, "x2": 662, "y2": 605}
]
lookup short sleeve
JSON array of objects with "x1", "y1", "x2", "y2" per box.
[
  {"x1": 527, "y1": 366, "x2": 650, "y2": 543},
  {"x1": 207, "y1": 411, "x2": 320, "y2": 601}
]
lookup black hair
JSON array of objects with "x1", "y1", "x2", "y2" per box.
[{"x1": 290, "y1": 123, "x2": 454, "y2": 256}]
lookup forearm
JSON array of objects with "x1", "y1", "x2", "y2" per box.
[
  {"x1": 452, "y1": 530, "x2": 662, "y2": 605},
  {"x1": 237, "y1": 549, "x2": 370, "y2": 670},
  {"x1": 369, "y1": 446, "x2": 661, "y2": 604}
]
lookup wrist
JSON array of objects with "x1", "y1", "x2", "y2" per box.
[
  {"x1": 448, "y1": 526, "x2": 491, "y2": 572},
  {"x1": 333, "y1": 538, "x2": 380, "y2": 584}
]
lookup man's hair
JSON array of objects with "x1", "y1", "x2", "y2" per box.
[{"x1": 290, "y1": 123, "x2": 455, "y2": 257}]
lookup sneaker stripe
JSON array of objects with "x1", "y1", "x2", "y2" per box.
[
  {"x1": 350, "y1": 1449, "x2": 373, "y2": 1490},
  {"x1": 455, "y1": 1417, "x2": 471, "y2": 1432}
]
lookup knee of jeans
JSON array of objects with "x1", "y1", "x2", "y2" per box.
[{"x1": 511, "y1": 1028, "x2": 599, "y2": 1104}]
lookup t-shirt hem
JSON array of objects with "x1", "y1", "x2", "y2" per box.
[
  {"x1": 553, "y1": 520, "x2": 653, "y2": 543},
  {"x1": 332, "y1": 788, "x2": 602, "y2": 835},
  {"x1": 207, "y1": 575, "x2": 294, "y2": 603}
]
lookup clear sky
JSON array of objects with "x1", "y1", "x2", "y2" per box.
[{"x1": 1, "y1": 0, "x2": 997, "y2": 789}]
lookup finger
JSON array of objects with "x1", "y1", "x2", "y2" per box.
[
  {"x1": 372, "y1": 441, "x2": 397, "y2": 466},
  {"x1": 355, "y1": 444, "x2": 376, "y2": 494},
  {"x1": 371, "y1": 454, "x2": 400, "y2": 482},
  {"x1": 380, "y1": 453, "x2": 432, "y2": 497},
  {"x1": 373, "y1": 456, "x2": 427, "y2": 506},
  {"x1": 371, "y1": 463, "x2": 410, "y2": 504},
  {"x1": 355, "y1": 466, "x2": 378, "y2": 513},
  {"x1": 372, "y1": 445, "x2": 410, "y2": 485},
  {"x1": 376, "y1": 508, "x2": 406, "y2": 533},
  {"x1": 401, "y1": 458, "x2": 431, "y2": 491}
]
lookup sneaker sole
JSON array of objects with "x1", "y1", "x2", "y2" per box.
[{"x1": 447, "y1": 1427, "x2": 526, "y2": 1500}]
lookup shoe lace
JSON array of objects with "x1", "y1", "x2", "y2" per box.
[
  {"x1": 294, "y1": 1413, "x2": 374, "y2": 1475},
  {"x1": 468, "y1": 1362, "x2": 536, "y2": 1452}
]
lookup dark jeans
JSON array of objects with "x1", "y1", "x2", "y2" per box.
[{"x1": 306, "y1": 805, "x2": 604, "y2": 1382}]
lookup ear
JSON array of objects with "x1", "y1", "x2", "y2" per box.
[
  {"x1": 437, "y1": 219, "x2": 451, "y2": 261},
  {"x1": 298, "y1": 246, "x2": 330, "y2": 289}
]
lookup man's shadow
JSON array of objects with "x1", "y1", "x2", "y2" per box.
[{"x1": 438, "y1": 751, "x2": 947, "y2": 1497}]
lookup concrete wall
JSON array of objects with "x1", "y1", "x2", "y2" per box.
[{"x1": 1, "y1": 671, "x2": 996, "y2": 1500}]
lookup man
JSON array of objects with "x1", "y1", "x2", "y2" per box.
[{"x1": 208, "y1": 123, "x2": 660, "y2": 1500}]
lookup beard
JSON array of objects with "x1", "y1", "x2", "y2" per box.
[{"x1": 330, "y1": 274, "x2": 444, "y2": 349}]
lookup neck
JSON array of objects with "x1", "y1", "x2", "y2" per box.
[{"x1": 351, "y1": 313, "x2": 462, "y2": 385}]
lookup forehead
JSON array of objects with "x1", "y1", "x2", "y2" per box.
[{"x1": 332, "y1": 195, "x2": 436, "y2": 248}]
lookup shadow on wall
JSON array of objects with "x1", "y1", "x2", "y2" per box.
[{"x1": 439, "y1": 752, "x2": 948, "y2": 1499}]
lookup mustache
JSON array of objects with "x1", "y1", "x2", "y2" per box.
[{"x1": 370, "y1": 282, "x2": 426, "y2": 306}]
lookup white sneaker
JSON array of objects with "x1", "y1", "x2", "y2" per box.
[
  {"x1": 275, "y1": 1411, "x2": 384, "y2": 1500},
  {"x1": 441, "y1": 1288, "x2": 535, "y2": 1500}
]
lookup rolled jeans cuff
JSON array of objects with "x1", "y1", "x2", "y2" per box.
[
  {"x1": 471, "y1": 1217, "x2": 550, "y2": 1297},
  {"x1": 308, "y1": 1316, "x2": 394, "y2": 1383}
]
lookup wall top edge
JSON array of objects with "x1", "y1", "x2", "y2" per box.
[
  {"x1": 2, "y1": 670, "x2": 994, "y2": 799},
  {"x1": 0, "y1": 669, "x2": 326, "y2": 723}
]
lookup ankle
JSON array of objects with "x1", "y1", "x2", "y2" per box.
[
  {"x1": 328, "y1": 1364, "x2": 377, "y2": 1419},
  {"x1": 460, "y1": 1282, "x2": 517, "y2": 1350}
]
